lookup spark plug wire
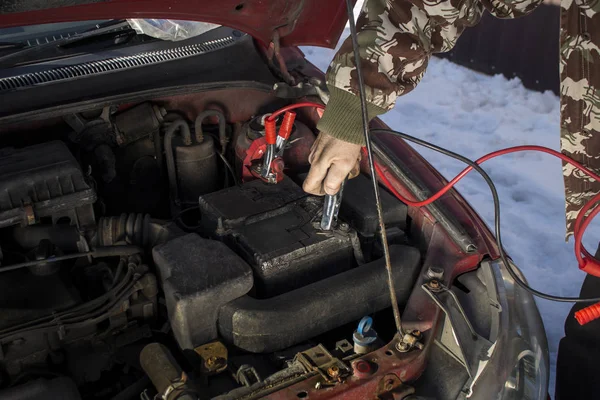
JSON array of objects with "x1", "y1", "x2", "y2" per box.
[{"x1": 265, "y1": 101, "x2": 600, "y2": 302}]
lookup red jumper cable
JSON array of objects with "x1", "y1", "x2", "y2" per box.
[
  {"x1": 249, "y1": 111, "x2": 296, "y2": 184},
  {"x1": 268, "y1": 101, "x2": 600, "y2": 323}
]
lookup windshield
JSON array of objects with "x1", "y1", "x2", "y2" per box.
[
  {"x1": 0, "y1": 19, "x2": 221, "y2": 68},
  {"x1": 0, "y1": 20, "x2": 150, "y2": 69},
  {"x1": 0, "y1": 20, "x2": 109, "y2": 46}
]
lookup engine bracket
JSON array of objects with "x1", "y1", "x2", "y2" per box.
[
  {"x1": 194, "y1": 341, "x2": 228, "y2": 375},
  {"x1": 295, "y1": 344, "x2": 351, "y2": 385}
]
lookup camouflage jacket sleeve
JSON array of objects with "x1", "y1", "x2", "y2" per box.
[{"x1": 317, "y1": 0, "x2": 543, "y2": 145}]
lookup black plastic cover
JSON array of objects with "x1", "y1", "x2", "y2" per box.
[
  {"x1": 233, "y1": 197, "x2": 355, "y2": 297},
  {"x1": 0, "y1": 141, "x2": 96, "y2": 229},
  {"x1": 199, "y1": 179, "x2": 355, "y2": 297},
  {"x1": 152, "y1": 233, "x2": 253, "y2": 349},
  {"x1": 340, "y1": 174, "x2": 407, "y2": 235},
  {"x1": 198, "y1": 176, "x2": 305, "y2": 234},
  {"x1": 219, "y1": 245, "x2": 421, "y2": 353}
]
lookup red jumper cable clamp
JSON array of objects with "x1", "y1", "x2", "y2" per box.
[{"x1": 246, "y1": 111, "x2": 296, "y2": 184}]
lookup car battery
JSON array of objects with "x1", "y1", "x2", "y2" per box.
[{"x1": 199, "y1": 178, "x2": 357, "y2": 298}]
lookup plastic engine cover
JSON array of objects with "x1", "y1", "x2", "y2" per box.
[
  {"x1": 0, "y1": 141, "x2": 96, "y2": 229},
  {"x1": 340, "y1": 174, "x2": 407, "y2": 235},
  {"x1": 233, "y1": 198, "x2": 356, "y2": 297},
  {"x1": 152, "y1": 233, "x2": 253, "y2": 349},
  {"x1": 198, "y1": 176, "x2": 305, "y2": 234},
  {"x1": 199, "y1": 178, "x2": 356, "y2": 298}
]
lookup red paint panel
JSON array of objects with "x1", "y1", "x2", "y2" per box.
[{"x1": 0, "y1": 0, "x2": 354, "y2": 48}]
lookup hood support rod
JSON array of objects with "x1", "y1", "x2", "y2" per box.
[{"x1": 344, "y1": 0, "x2": 404, "y2": 337}]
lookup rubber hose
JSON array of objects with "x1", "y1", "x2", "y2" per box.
[
  {"x1": 140, "y1": 343, "x2": 197, "y2": 400},
  {"x1": 218, "y1": 245, "x2": 421, "y2": 353},
  {"x1": 194, "y1": 110, "x2": 227, "y2": 152},
  {"x1": 164, "y1": 119, "x2": 192, "y2": 204}
]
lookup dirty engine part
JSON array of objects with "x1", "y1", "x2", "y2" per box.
[
  {"x1": 199, "y1": 178, "x2": 357, "y2": 297},
  {"x1": 218, "y1": 245, "x2": 420, "y2": 353},
  {"x1": 0, "y1": 141, "x2": 96, "y2": 229},
  {"x1": 340, "y1": 174, "x2": 408, "y2": 235},
  {"x1": 140, "y1": 343, "x2": 197, "y2": 400},
  {"x1": 0, "y1": 96, "x2": 433, "y2": 400},
  {"x1": 152, "y1": 234, "x2": 254, "y2": 349}
]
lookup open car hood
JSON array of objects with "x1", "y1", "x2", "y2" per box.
[{"x1": 0, "y1": 0, "x2": 353, "y2": 48}]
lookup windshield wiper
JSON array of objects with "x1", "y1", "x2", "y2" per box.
[
  {"x1": 0, "y1": 42, "x2": 26, "y2": 50},
  {"x1": 0, "y1": 20, "x2": 133, "y2": 68}
]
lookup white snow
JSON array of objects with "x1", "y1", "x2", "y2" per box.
[{"x1": 303, "y1": 31, "x2": 597, "y2": 396}]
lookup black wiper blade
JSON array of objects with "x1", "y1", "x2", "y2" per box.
[
  {"x1": 86, "y1": 19, "x2": 129, "y2": 31},
  {"x1": 0, "y1": 20, "x2": 131, "y2": 68},
  {"x1": 0, "y1": 41, "x2": 26, "y2": 50}
]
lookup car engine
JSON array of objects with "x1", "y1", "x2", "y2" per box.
[{"x1": 0, "y1": 100, "x2": 419, "y2": 400}]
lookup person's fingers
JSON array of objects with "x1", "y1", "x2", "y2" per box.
[
  {"x1": 308, "y1": 134, "x2": 322, "y2": 165},
  {"x1": 304, "y1": 132, "x2": 362, "y2": 195},
  {"x1": 323, "y1": 162, "x2": 352, "y2": 195},
  {"x1": 303, "y1": 160, "x2": 327, "y2": 195},
  {"x1": 308, "y1": 143, "x2": 317, "y2": 165},
  {"x1": 348, "y1": 159, "x2": 360, "y2": 179}
]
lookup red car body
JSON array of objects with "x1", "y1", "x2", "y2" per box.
[{"x1": 0, "y1": 1, "x2": 545, "y2": 399}]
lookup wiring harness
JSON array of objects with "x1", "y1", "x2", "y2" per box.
[{"x1": 268, "y1": 101, "x2": 600, "y2": 307}]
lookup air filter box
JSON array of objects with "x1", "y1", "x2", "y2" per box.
[{"x1": 0, "y1": 141, "x2": 96, "y2": 229}]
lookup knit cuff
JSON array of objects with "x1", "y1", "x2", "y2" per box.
[{"x1": 317, "y1": 85, "x2": 387, "y2": 145}]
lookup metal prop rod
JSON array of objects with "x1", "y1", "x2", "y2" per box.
[{"x1": 345, "y1": 0, "x2": 403, "y2": 336}]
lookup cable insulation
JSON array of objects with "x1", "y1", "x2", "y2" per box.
[
  {"x1": 371, "y1": 128, "x2": 600, "y2": 303},
  {"x1": 266, "y1": 102, "x2": 600, "y2": 302}
]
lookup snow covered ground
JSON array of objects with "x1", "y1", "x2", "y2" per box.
[{"x1": 303, "y1": 30, "x2": 595, "y2": 395}]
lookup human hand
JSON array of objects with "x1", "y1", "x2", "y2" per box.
[{"x1": 302, "y1": 132, "x2": 361, "y2": 196}]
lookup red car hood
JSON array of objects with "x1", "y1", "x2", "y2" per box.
[{"x1": 0, "y1": 0, "x2": 353, "y2": 48}]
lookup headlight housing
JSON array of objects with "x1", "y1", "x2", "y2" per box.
[{"x1": 468, "y1": 260, "x2": 549, "y2": 399}]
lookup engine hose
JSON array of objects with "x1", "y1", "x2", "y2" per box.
[
  {"x1": 164, "y1": 119, "x2": 192, "y2": 204},
  {"x1": 194, "y1": 109, "x2": 227, "y2": 152},
  {"x1": 96, "y1": 213, "x2": 151, "y2": 247},
  {"x1": 218, "y1": 245, "x2": 420, "y2": 353},
  {"x1": 153, "y1": 112, "x2": 187, "y2": 177},
  {"x1": 140, "y1": 343, "x2": 197, "y2": 400}
]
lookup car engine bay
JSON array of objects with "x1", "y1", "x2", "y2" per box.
[{"x1": 0, "y1": 95, "x2": 434, "y2": 400}]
